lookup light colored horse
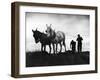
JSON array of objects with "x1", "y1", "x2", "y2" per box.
[{"x1": 45, "y1": 24, "x2": 66, "y2": 53}]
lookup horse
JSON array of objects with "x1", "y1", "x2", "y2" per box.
[
  {"x1": 32, "y1": 29, "x2": 52, "y2": 53},
  {"x1": 45, "y1": 24, "x2": 66, "y2": 53}
]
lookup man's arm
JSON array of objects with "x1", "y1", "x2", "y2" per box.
[{"x1": 81, "y1": 37, "x2": 83, "y2": 40}]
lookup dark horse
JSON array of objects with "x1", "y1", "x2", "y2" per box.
[{"x1": 32, "y1": 29, "x2": 52, "y2": 53}]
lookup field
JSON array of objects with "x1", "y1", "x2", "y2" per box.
[{"x1": 26, "y1": 51, "x2": 89, "y2": 67}]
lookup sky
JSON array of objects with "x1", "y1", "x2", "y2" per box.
[{"x1": 25, "y1": 12, "x2": 90, "y2": 52}]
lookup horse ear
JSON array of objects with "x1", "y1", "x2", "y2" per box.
[
  {"x1": 32, "y1": 29, "x2": 34, "y2": 32},
  {"x1": 50, "y1": 24, "x2": 52, "y2": 27}
]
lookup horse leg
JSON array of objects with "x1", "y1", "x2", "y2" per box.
[
  {"x1": 56, "y1": 43, "x2": 58, "y2": 53},
  {"x1": 41, "y1": 44, "x2": 43, "y2": 52},
  {"x1": 60, "y1": 42, "x2": 62, "y2": 53},
  {"x1": 44, "y1": 45, "x2": 46, "y2": 52},
  {"x1": 49, "y1": 44, "x2": 51, "y2": 54},
  {"x1": 52, "y1": 43, "x2": 55, "y2": 54},
  {"x1": 63, "y1": 40, "x2": 66, "y2": 52}
]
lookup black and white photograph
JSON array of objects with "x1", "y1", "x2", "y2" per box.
[
  {"x1": 26, "y1": 12, "x2": 90, "y2": 67},
  {"x1": 11, "y1": 2, "x2": 97, "y2": 77}
]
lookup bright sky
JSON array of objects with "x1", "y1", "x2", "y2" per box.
[{"x1": 25, "y1": 12, "x2": 90, "y2": 52}]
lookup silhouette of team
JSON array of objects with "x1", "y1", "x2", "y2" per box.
[
  {"x1": 70, "y1": 34, "x2": 83, "y2": 53},
  {"x1": 32, "y1": 24, "x2": 83, "y2": 53}
]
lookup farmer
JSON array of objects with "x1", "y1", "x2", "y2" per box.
[{"x1": 76, "y1": 34, "x2": 83, "y2": 52}]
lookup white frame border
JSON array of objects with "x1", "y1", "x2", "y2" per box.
[{"x1": 19, "y1": 5, "x2": 96, "y2": 75}]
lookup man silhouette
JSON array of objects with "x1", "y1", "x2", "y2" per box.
[
  {"x1": 70, "y1": 40, "x2": 76, "y2": 52},
  {"x1": 76, "y1": 34, "x2": 83, "y2": 52}
]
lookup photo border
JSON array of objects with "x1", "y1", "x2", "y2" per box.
[{"x1": 11, "y1": 2, "x2": 98, "y2": 78}]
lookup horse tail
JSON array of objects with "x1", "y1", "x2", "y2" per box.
[
  {"x1": 62, "y1": 32, "x2": 65, "y2": 44},
  {"x1": 62, "y1": 33, "x2": 66, "y2": 51},
  {"x1": 63, "y1": 37, "x2": 66, "y2": 45}
]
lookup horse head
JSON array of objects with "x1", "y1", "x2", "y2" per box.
[
  {"x1": 32, "y1": 28, "x2": 41, "y2": 43},
  {"x1": 45, "y1": 25, "x2": 56, "y2": 39},
  {"x1": 45, "y1": 24, "x2": 52, "y2": 32}
]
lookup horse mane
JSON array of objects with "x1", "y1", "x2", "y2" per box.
[
  {"x1": 52, "y1": 30, "x2": 56, "y2": 39},
  {"x1": 49, "y1": 27, "x2": 56, "y2": 39},
  {"x1": 38, "y1": 30, "x2": 47, "y2": 37}
]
